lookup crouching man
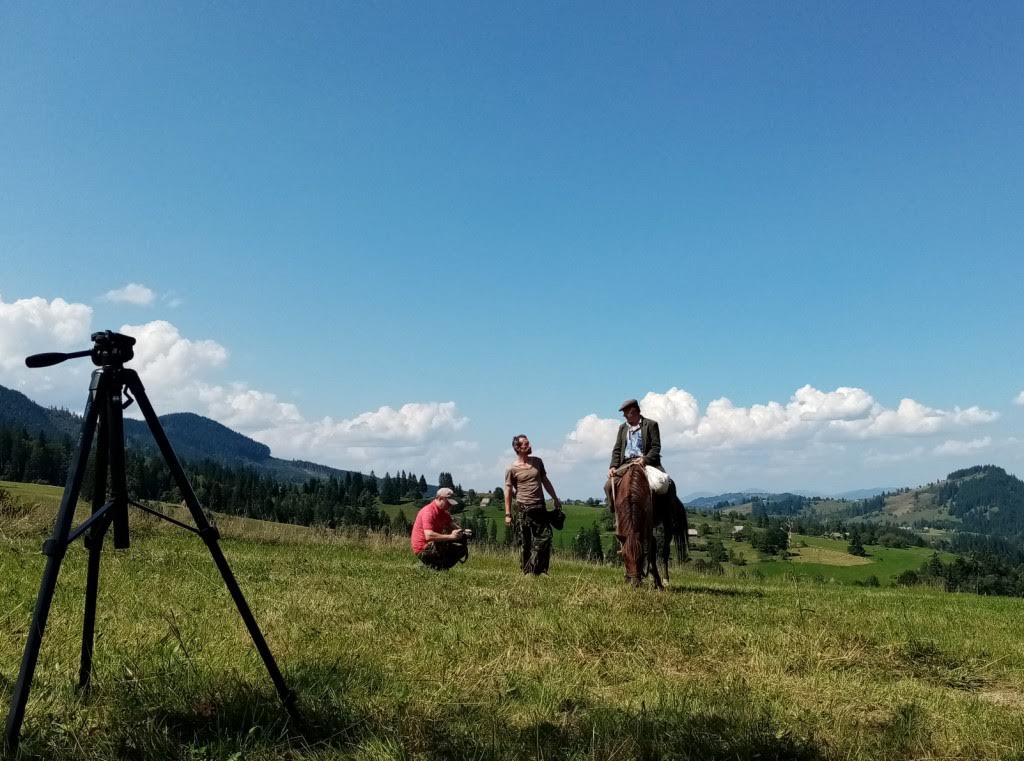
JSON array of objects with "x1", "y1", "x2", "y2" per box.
[{"x1": 411, "y1": 487, "x2": 469, "y2": 570}]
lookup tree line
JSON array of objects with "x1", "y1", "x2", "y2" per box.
[
  {"x1": 0, "y1": 427, "x2": 74, "y2": 485},
  {"x1": 896, "y1": 550, "x2": 1024, "y2": 597},
  {"x1": 0, "y1": 424, "x2": 434, "y2": 531}
]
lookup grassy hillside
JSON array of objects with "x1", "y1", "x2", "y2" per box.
[
  {"x1": 380, "y1": 500, "x2": 609, "y2": 543},
  {"x1": 3, "y1": 484, "x2": 1024, "y2": 759},
  {"x1": 4, "y1": 482, "x2": 961, "y2": 587}
]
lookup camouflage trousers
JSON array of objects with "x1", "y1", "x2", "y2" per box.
[
  {"x1": 417, "y1": 540, "x2": 468, "y2": 571},
  {"x1": 516, "y1": 505, "x2": 553, "y2": 575}
]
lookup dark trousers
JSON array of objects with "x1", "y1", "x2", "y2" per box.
[
  {"x1": 603, "y1": 463, "x2": 635, "y2": 514},
  {"x1": 518, "y1": 506, "x2": 553, "y2": 575},
  {"x1": 417, "y1": 540, "x2": 468, "y2": 571}
]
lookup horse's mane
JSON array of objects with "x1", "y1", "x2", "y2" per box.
[{"x1": 617, "y1": 463, "x2": 652, "y2": 579}]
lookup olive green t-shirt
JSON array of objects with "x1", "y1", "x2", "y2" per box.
[{"x1": 505, "y1": 456, "x2": 547, "y2": 507}]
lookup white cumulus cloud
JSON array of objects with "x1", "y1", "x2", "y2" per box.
[
  {"x1": 113, "y1": 320, "x2": 471, "y2": 472},
  {"x1": 251, "y1": 402, "x2": 469, "y2": 465},
  {"x1": 0, "y1": 293, "x2": 93, "y2": 367},
  {"x1": 2, "y1": 293, "x2": 475, "y2": 477},
  {"x1": 1015, "y1": 391, "x2": 1024, "y2": 406},
  {"x1": 828, "y1": 398, "x2": 998, "y2": 439},
  {"x1": 0, "y1": 294, "x2": 94, "y2": 395},
  {"x1": 197, "y1": 384, "x2": 303, "y2": 430},
  {"x1": 122, "y1": 320, "x2": 228, "y2": 387},
  {"x1": 790, "y1": 385, "x2": 876, "y2": 421},
  {"x1": 637, "y1": 387, "x2": 702, "y2": 430},
  {"x1": 558, "y1": 414, "x2": 622, "y2": 464},
  {"x1": 932, "y1": 437, "x2": 993, "y2": 457},
  {"x1": 102, "y1": 283, "x2": 156, "y2": 305},
  {"x1": 553, "y1": 385, "x2": 1000, "y2": 468},
  {"x1": 687, "y1": 397, "x2": 805, "y2": 448}
]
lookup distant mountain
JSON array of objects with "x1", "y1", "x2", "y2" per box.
[
  {"x1": 122, "y1": 412, "x2": 271, "y2": 463},
  {"x1": 688, "y1": 491, "x2": 782, "y2": 509},
  {"x1": 0, "y1": 385, "x2": 81, "y2": 438},
  {"x1": 697, "y1": 467, "x2": 1024, "y2": 543},
  {"x1": 682, "y1": 491, "x2": 714, "y2": 502},
  {"x1": 0, "y1": 383, "x2": 422, "y2": 488},
  {"x1": 936, "y1": 465, "x2": 1024, "y2": 537},
  {"x1": 832, "y1": 487, "x2": 898, "y2": 501},
  {"x1": 685, "y1": 485, "x2": 901, "y2": 508}
]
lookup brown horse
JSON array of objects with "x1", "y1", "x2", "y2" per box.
[{"x1": 614, "y1": 462, "x2": 664, "y2": 589}]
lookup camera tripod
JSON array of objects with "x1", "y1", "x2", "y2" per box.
[{"x1": 4, "y1": 331, "x2": 298, "y2": 754}]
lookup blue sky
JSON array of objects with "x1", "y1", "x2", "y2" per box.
[{"x1": 2, "y1": 1, "x2": 1022, "y2": 497}]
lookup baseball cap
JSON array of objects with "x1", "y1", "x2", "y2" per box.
[{"x1": 436, "y1": 487, "x2": 459, "y2": 506}]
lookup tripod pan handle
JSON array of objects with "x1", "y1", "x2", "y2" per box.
[{"x1": 25, "y1": 350, "x2": 91, "y2": 368}]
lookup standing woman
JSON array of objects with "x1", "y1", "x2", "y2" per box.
[{"x1": 504, "y1": 434, "x2": 562, "y2": 575}]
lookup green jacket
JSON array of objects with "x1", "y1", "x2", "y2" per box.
[{"x1": 609, "y1": 417, "x2": 663, "y2": 471}]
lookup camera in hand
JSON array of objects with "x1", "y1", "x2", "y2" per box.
[{"x1": 458, "y1": 528, "x2": 474, "y2": 541}]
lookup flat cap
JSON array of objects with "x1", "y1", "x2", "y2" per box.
[{"x1": 618, "y1": 398, "x2": 639, "y2": 412}]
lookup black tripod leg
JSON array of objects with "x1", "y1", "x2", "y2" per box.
[
  {"x1": 105, "y1": 377, "x2": 130, "y2": 550},
  {"x1": 5, "y1": 374, "x2": 105, "y2": 754},
  {"x1": 123, "y1": 371, "x2": 298, "y2": 720},
  {"x1": 79, "y1": 415, "x2": 110, "y2": 693}
]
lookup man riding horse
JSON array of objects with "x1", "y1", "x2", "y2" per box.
[{"x1": 604, "y1": 398, "x2": 688, "y2": 562}]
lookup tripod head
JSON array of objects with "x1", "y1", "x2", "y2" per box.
[{"x1": 25, "y1": 330, "x2": 136, "y2": 369}]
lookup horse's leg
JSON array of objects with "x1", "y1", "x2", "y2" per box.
[{"x1": 649, "y1": 535, "x2": 664, "y2": 590}]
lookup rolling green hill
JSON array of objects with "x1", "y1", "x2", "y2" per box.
[
  {"x1": 716, "y1": 468, "x2": 1024, "y2": 547},
  {"x1": 3, "y1": 485, "x2": 1024, "y2": 760},
  {"x1": 5, "y1": 481, "x2": 961, "y2": 589}
]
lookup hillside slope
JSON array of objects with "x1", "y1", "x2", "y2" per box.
[{"x1": 3, "y1": 489, "x2": 1024, "y2": 760}]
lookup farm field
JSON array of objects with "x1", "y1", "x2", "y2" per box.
[
  {"x1": 749, "y1": 536, "x2": 958, "y2": 585},
  {"x1": 3, "y1": 483, "x2": 1024, "y2": 759}
]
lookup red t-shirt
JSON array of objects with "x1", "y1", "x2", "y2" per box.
[{"x1": 411, "y1": 500, "x2": 453, "y2": 555}]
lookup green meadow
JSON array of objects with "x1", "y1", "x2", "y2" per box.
[
  {"x1": 734, "y1": 536, "x2": 958, "y2": 585},
  {"x1": 379, "y1": 500, "x2": 608, "y2": 543},
  {"x1": 3, "y1": 482, "x2": 1024, "y2": 760}
]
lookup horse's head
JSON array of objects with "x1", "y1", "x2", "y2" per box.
[{"x1": 614, "y1": 462, "x2": 653, "y2": 585}]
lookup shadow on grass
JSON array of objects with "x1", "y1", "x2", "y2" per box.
[
  {"x1": 14, "y1": 661, "x2": 822, "y2": 760},
  {"x1": 668, "y1": 584, "x2": 765, "y2": 598},
  {"x1": 409, "y1": 702, "x2": 824, "y2": 761}
]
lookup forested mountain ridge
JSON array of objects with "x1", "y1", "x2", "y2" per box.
[
  {"x1": 688, "y1": 491, "x2": 805, "y2": 509},
  {"x1": 138, "y1": 413, "x2": 271, "y2": 462},
  {"x1": 727, "y1": 465, "x2": 1024, "y2": 543},
  {"x1": 0, "y1": 385, "x2": 82, "y2": 438},
  {"x1": 936, "y1": 465, "x2": 1024, "y2": 537},
  {"x1": 0, "y1": 383, "x2": 391, "y2": 486}
]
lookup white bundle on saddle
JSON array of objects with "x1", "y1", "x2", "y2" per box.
[{"x1": 645, "y1": 466, "x2": 671, "y2": 495}]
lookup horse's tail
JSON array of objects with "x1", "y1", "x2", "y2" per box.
[{"x1": 674, "y1": 495, "x2": 689, "y2": 562}]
